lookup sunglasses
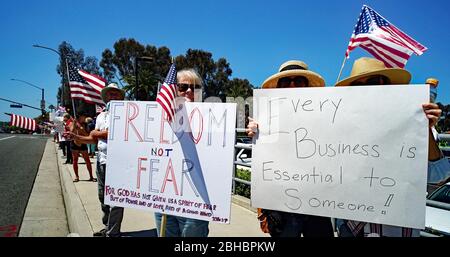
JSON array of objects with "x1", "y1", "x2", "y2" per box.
[
  {"x1": 177, "y1": 83, "x2": 202, "y2": 92},
  {"x1": 277, "y1": 76, "x2": 309, "y2": 88},
  {"x1": 350, "y1": 75, "x2": 391, "y2": 86}
]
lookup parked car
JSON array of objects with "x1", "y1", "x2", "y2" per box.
[
  {"x1": 423, "y1": 182, "x2": 450, "y2": 237},
  {"x1": 236, "y1": 137, "x2": 252, "y2": 144}
]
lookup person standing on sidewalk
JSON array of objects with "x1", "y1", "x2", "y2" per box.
[
  {"x1": 153, "y1": 68, "x2": 210, "y2": 237},
  {"x1": 62, "y1": 113, "x2": 73, "y2": 164},
  {"x1": 69, "y1": 111, "x2": 96, "y2": 183},
  {"x1": 71, "y1": 83, "x2": 125, "y2": 237},
  {"x1": 246, "y1": 60, "x2": 335, "y2": 237}
]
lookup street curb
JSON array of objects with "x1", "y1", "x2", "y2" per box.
[
  {"x1": 54, "y1": 143, "x2": 93, "y2": 237},
  {"x1": 232, "y1": 194, "x2": 256, "y2": 213}
]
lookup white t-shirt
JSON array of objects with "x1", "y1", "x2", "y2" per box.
[{"x1": 95, "y1": 111, "x2": 109, "y2": 165}]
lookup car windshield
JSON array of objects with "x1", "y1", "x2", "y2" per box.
[
  {"x1": 428, "y1": 184, "x2": 450, "y2": 204},
  {"x1": 237, "y1": 137, "x2": 251, "y2": 144}
]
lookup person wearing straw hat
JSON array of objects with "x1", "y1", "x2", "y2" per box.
[
  {"x1": 334, "y1": 57, "x2": 444, "y2": 237},
  {"x1": 246, "y1": 60, "x2": 334, "y2": 237},
  {"x1": 72, "y1": 82, "x2": 126, "y2": 237}
]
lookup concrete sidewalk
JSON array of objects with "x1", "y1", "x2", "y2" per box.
[
  {"x1": 19, "y1": 139, "x2": 69, "y2": 237},
  {"x1": 54, "y1": 141, "x2": 267, "y2": 237}
]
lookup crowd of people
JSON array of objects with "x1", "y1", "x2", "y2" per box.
[{"x1": 50, "y1": 57, "x2": 449, "y2": 238}]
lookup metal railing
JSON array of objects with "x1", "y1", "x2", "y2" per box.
[{"x1": 232, "y1": 128, "x2": 251, "y2": 195}]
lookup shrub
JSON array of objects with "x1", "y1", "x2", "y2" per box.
[{"x1": 234, "y1": 168, "x2": 251, "y2": 198}]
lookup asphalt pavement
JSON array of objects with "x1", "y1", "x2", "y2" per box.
[{"x1": 0, "y1": 134, "x2": 48, "y2": 237}]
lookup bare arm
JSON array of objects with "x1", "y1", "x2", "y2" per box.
[
  {"x1": 423, "y1": 103, "x2": 443, "y2": 161},
  {"x1": 71, "y1": 129, "x2": 108, "y2": 144}
]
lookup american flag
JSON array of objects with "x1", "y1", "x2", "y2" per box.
[
  {"x1": 156, "y1": 63, "x2": 178, "y2": 122},
  {"x1": 9, "y1": 113, "x2": 37, "y2": 131},
  {"x1": 345, "y1": 5, "x2": 427, "y2": 68},
  {"x1": 68, "y1": 63, "x2": 106, "y2": 105}
]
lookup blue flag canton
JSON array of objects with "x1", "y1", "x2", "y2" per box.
[
  {"x1": 68, "y1": 63, "x2": 86, "y2": 83},
  {"x1": 354, "y1": 6, "x2": 390, "y2": 35},
  {"x1": 164, "y1": 64, "x2": 177, "y2": 84}
]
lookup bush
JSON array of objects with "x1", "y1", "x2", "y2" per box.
[{"x1": 234, "y1": 168, "x2": 251, "y2": 198}]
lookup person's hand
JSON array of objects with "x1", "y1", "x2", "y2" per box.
[
  {"x1": 246, "y1": 117, "x2": 259, "y2": 138},
  {"x1": 68, "y1": 131, "x2": 79, "y2": 139},
  {"x1": 422, "y1": 103, "x2": 441, "y2": 128}
]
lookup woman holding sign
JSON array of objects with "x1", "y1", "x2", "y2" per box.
[
  {"x1": 153, "y1": 68, "x2": 210, "y2": 237},
  {"x1": 334, "y1": 57, "x2": 444, "y2": 237},
  {"x1": 247, "y1": 60, "x2": 335, "y2": 237}
]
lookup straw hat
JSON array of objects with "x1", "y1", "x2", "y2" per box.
[
  {"x1": 335, "y1": 57, "x2": 411, "y2": 87},
  {"x1": 101, "y1": 83, "x2": 125, "y2": 102},
  {"x1": 262, "y1": 60, "x2": 325, "y2": 88}
]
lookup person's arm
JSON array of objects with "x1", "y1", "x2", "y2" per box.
[
  {"x1": 91, "y1": 130, "x2": 108, "y2": 140},
  {"x1": 423, "y1": 103, "x2": 442, "y2": 161},
  {"x1": 428, "y1": 129, "x2": 442, "y2": 161},
  {"x1": 71, "y1": 129, "x2": 108, "y2": 144}
]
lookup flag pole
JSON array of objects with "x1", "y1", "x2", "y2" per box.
[
  {"x1": 64, "y1": 58, "x2": 77, "y2": 120},
  {"x1": 158, "y1": 56, "x2": 174, "y2": 236},
  {"x1": 160, "y1": 214, "x2": 167, "y2": 237},
  {"x1": 336, "y1": 56, "x2": 348, "y2": 83}
]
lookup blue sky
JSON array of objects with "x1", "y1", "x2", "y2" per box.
[{"x1": 1, "y1": 0, "x2": 449, "y2": 122}]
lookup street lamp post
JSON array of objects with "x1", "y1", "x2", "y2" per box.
[
  {"x1": 32, "y1": 44, "x2": 69, "y2": 108},
  {"x1": 134, "y1": 56, "x2": 154, "y2": 100},
  {"x1": 11, "y1": 78, "x2": 45, "y2": 116}
]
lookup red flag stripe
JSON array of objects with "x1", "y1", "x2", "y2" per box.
[
  {"x1": 69, "y1": 83, "x2": 102, "y2": 95},
  {"x1": 10, "y1": 114, "x2": 36, "y2": 131},
  {"x1": 157, "y1": 90, "x2": 175, "y2": 117},
  {"x1": 360, "y1": 43, "x2": 406, "y2": 68},
  {"x1": 348, "y1": 35, "x2": 411, "y2": 60},
  {"x1": 70, "y1": 94, "x2": 105, "y2": 105},
  {"x1": 381, "y1": 26, "x2": 427, "y2": 55},
  {"x1": 156, "y1": 91, "x2": 175, "y2": 119},
  {"x1": 78, "y1": 70, "x2": 106, "y2": 92}
]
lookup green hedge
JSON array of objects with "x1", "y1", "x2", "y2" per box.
[{"x1": 235, "y1": 168, "x2": 251, "y2": 198}]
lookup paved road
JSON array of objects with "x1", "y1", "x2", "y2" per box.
[{"x1": 0, "y1": 134, "x2": 49, "y2": 237}]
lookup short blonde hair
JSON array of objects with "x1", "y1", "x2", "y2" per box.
[{"x1": 177, "y1": 69, "x2": 203, "y2": 86}]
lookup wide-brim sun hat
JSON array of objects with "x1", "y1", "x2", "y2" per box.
[
  {"x1": 262, "y1": 60, "x2": 325, "y2": 88},
  {"x1": 335, "y1": 57, "x2": 411, "y2": 87},
  {"x1": 101, "y1": 83, "x2": 125, "y2": 102}
]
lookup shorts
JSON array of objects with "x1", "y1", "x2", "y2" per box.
[{"x1": 71, "y1": 142, "x2": 88, "y2": 151}]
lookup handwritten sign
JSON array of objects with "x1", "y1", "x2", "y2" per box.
[
  {"x1": 105, "y1": 101, "x2": 236, "y2": 223},
  {"x1": 251, "y1": 85, "x2": 429, "y2": 229}
]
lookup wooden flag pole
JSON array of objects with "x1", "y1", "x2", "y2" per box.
[
  {"x1": 160, "y1": 214, "x2": 167, "y2": 237},
  {"x1": 336, "y1": 56, "x2": 348, "y2": 84}
]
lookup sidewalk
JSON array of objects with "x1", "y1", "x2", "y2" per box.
[
  {"x1": 19, "y1": 139, "x2": 69, "y2": 237},
  {"x1": 55, "y1": 141, "x2": 267, "y2": 237}
]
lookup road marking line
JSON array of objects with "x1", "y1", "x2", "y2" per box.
[{"x1": 0, "y1": 136, "x2": 15, "y2": 141}]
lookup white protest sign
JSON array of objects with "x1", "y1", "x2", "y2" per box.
[
  {"x1": 252, "y1": 85, "x2": 429, "y2": 229},
  {"x1": 105, "y1": 101, "x2": 236, "y2": 223},
  {"x1": 53, "y1": 117, "x2": 64, "y2": 133}
]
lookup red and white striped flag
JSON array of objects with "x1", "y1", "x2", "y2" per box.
[
  {"x1": 9, "y1": 113, "x2": 37, "y2": 131},
  {"x1": 68, "y1": 62, "x2": 106, "y2": 105},
  {"x1": 156, "y1": 63, "x2": 178, "y2": 122},
  {"x1": 345, "y1": 5, "x2": 427, "y2": 68}
]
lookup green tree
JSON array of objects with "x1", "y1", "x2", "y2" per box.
[
  {"x1": 437, "y1": 102, "x2": 450, "y2": 132},
  {"x1": 225, "y1": 78, "x2": 253, "y2": 99},
  {"x1": 100, "y1": 38, "x2": 172, "y2": 100},
  {"x1": 55, "y1": 41, "x2": 102, "y2": 118}
]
